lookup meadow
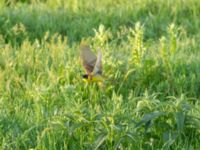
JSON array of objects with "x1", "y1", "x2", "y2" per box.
[{"x1": 0, "y1": 0, "x2": 200, "y2": 149}]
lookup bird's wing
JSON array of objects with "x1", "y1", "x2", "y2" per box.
[
  {"x1": 93, "y1": 50, "x2": 102, "y2": 75},
  {"x1": 80, "y1": 44, "x2": 97, "y2": 74}
]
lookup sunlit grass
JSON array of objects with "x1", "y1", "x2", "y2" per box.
[{"x1": 0, "y1": 0, "x2": 200, "y2": 149}]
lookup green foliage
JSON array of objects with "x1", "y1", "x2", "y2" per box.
[{"x1": 0, "y1": 0, "x2": 200, "y2": 149}]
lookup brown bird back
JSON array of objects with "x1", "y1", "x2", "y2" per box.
[{"x1": 80, "y1": 44, "x2": 97, "y2": 74}]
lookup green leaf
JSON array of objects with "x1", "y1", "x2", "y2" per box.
[
  {"x1": 136, "y1": 111, "x2": 166, "y2": 127},
  {"x1": 114, "y1": 133, "x2": 136, "y2": 149},
  {"x1": 186, "y1": 115, "x2": 200, "y2": 129},
  {"x1": 175, "y1": 112, "x2": 185, "y2": 133},
  {"x1": 162, "y1": 131, "x2": 178, "y2": 150},
  {"x1": 93, "y1": 132, "x2": 107, "y2": 150}
]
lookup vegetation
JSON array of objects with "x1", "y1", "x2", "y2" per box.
[{"x1": 0, "y1": 0, "x2": 200, "y2": 149}]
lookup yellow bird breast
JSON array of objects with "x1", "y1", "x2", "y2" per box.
[{"x1": 82, "y1": 74, "x2": 103, "y2": 83}]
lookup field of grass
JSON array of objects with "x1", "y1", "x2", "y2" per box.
[{"x1": 0, "y1": 0, "x2": 200, "y2": 149}]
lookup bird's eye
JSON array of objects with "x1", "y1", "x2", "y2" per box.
[{"x1": 82, "y1": 74, "x2": 88, "y2": 79}]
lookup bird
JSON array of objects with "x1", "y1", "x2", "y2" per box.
[{"x1": 80, "y1": 41, "x2": 103, "y2": 83}]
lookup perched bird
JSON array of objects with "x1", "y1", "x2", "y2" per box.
[{"x1": 80, "y1": 42, "x2": 103, "y2": 83}]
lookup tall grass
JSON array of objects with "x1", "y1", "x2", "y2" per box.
[
  {"x1": 1, "y1": 0, "x2": 200, "y2": 44},
  {"x1": 0, "y1": 0, "x2": 200, "y2": 149}
]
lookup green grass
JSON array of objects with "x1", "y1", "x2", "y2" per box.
[{"x1": 0, "y1": 0, "x2": 200, "y2": 149}]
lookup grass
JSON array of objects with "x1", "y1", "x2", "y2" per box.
[{"x1": 0, "y1": 0, "x2": 200, "y2": 149}]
